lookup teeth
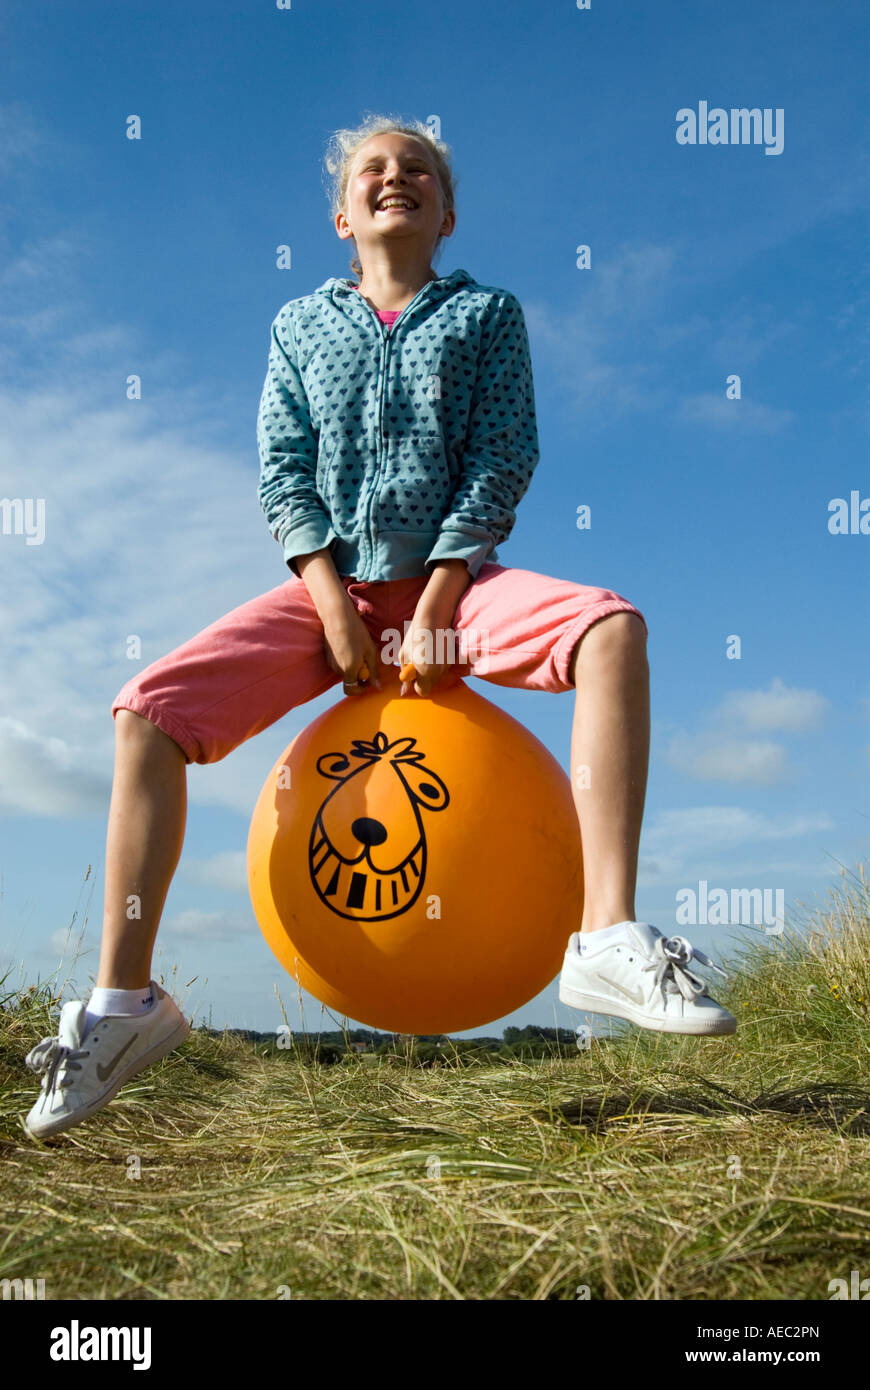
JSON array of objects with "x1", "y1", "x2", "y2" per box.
[{"x1": 378, "y1": 199, "x2": 415, "y2": 210}]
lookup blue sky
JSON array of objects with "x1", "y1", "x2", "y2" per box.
[{"x1": 1, "y1": 0, "x2": 868, "y2": 1037}]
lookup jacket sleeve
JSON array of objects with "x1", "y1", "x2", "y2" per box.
[
  {"x1": 256, "y1": 307, "x2": 337, "y2": 576},
  {"x1": 424, "y1": 291, "x2": 540, "y2": 578}
]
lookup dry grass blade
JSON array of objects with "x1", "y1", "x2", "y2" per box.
[{"x1": 0, "y1": 863, "x2": 868, "y2": 1298}]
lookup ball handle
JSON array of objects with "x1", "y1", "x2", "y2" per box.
[{"x1": 355, "y1": 660, "x2": 416, "y2": 685}]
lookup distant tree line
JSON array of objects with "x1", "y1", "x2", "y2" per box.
[{"x1": 196, "y1": 1022, "x2": 598, "y2": 1065}]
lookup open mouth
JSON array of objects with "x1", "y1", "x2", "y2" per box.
[
  {"x1": 375, "y1": 198, "x2": 419, "y2": 214},
  {"x1": 310, "y1": 827, "x2": 426, "y2": 921}
]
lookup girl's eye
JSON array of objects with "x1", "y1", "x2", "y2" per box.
[{"x1": 361, "y1": 165, "x2": 428, "y2": 174}]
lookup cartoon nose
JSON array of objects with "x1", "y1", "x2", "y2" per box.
[{"x1": 351, "y1": 816, "x2": 388, "y2": 846}]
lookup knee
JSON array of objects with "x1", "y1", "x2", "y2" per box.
[
  {"x1": 569, "y1": 611, "x2": 648, "y2": 682},
  {"x1": 597, "y1": 611, "x2": 648, "y2": 648},
  {"x1": 114, "y1": 707, "x2": 182, "y2": 755},
  {"x1": 114, "y1": 707, "x2": 151, "y2": 737}
]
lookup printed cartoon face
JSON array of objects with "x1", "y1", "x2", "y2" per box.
[{"x1": 309, "y1": 731, "x2": 449, "y2": 921}]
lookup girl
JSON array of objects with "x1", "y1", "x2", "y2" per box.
[{"x1": 24, "y1": 115, "x2": 735, "y2": 1140}]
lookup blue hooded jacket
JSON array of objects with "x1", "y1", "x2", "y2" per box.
[{"x1": 256, "y1": 266, "x2": 539, "y2": 582}]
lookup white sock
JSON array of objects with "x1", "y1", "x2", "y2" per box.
[
  {"x1": 578, "y1": 919, "x2": 637, "y2": 952},
  {"x1": 85, "y1": 985, "x2": 154, "y2": 1036}
]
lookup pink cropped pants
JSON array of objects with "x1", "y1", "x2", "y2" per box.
[{"x1": 111, "y1": 562, "x2": 646, "y2": 765}]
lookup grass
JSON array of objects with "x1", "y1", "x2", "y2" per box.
[{"x1": 0, "y1": 865, "x2": 868, "y2": 1301}]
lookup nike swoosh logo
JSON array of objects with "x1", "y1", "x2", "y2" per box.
[
  {"x1": 96, "y1": 1034, "x2": 139, "y2": 1081},
  {"x1": 596, "y1": 974, "x2": 645, "y2": 1005}
]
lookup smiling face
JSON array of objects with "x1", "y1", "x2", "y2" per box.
[
  {"x1": 309, "y1": 732, "x2": 450, "y2": 922},
  {"x1": 335, "y1": 132, "x2": 455, "y2": 267}
]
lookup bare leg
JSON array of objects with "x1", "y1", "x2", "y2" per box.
[
  {"x1": 95, "y1": 709, "x2": 188, "y2": 988},
  {"x1": 569, "y1": 613, "x2": 650, "y2": 933}
]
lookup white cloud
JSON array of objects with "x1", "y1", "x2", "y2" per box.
[
  {"x1": 523, "y1": 243, "x2": 678, "y2": 420},
  {"x1": 0, "y1": 715, "x2": 110, "y2": 815},
  {"x1": 646, "y1": 805, "x2": 833, "y2": 849},
  {"x1": 663, "y1": 678, "x2": 830, "y2": 786},
  {"x1": 590, "y1": 244, "x2": 679, "y2": 318},
  {"x1": 49, "y1": 926, "x2": 89, "y2": 955},
  {"x1": 0, "y1": 103, "x2": 42, "y2": 177},
  {"x1": 706, "y1": 306, "x2": 797, "y2": 370},
  {"x1": 637, "y1": 858, "x2": 661, "y2": 876},
  {"x1": 665, "y1": 732, "x2": 788, "y2": 784},
  {"x1": 677, "y1": 392, "x2": 794, "y2": 432},
  {"x1": 639, "y1": 805, "x2": 835, "y2": 881},
  {"x1": 717, "y1": 677, "x2": 829, "y2": 732},
  {"x1": 161, "y1": 907, "x2": 258, "y2": 941},
  {"x1": 524, "y1": 242, "x2": 796, "y2": 431},
  {"x1": 1, "y1": 234, "x2": 85, "y2": 293},
  {"x1": 181, "y1": 850, "x2": 249, "y2": 894},
  {"x1": 0, "y1": 353, "x2": 301, "y2": 820}
]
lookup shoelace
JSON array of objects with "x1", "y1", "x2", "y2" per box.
[
  {"x1": 642, "y1": 935, "x2": 727, "y2": 1003},
  {"x1": 25, "y1": 1037, "x2": 90, "y2": 1093}
]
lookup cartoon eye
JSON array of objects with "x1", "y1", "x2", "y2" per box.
[
  {"x1": 317, "y1": 752, "x2": 351, "y2": 779},
  {"x1": 398, "y1": 763, "x2": 449, "y2": 810}
]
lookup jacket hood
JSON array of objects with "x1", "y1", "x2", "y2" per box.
[{"x1": 315, "y1": 267, "x2": 476, "y2": 322}]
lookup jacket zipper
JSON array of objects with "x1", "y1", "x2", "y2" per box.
[
  {"x1": 369, "y1": 321, "x2": 389, "y2": 569},
  {"x1": 352, "y1": 278, "x2": 438, "y2": 576}
]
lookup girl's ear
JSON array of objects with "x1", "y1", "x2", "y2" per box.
[{"x1": 334, "y1": 210, "x2": 354, "y2": 242}]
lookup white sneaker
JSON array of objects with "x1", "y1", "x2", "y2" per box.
[
  {"x1": 559, "y1": 922, "x2": 737, "y2": 1035},
  {"x1": 24, "y1": 980, "x2": 190, "y2": 1139}
]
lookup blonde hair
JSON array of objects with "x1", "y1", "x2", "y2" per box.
[{"x1": 323, "y1": 114, "x2": 457, "y2": 281}]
